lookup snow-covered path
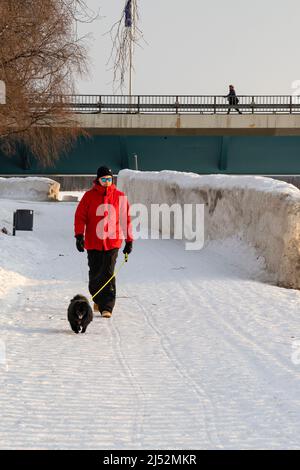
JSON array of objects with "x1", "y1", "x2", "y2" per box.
[{"x1": 0, "y1": 198, "x2": 300, "y2": 449}]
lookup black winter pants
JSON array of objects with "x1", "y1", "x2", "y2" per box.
[
  {"x1": 87, "y1": 249, "x2": 119, "y2": 313},
  {"x1": 227, "y1": 97, "x2": 242, "y2": 114}
]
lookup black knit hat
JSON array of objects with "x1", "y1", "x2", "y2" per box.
[{"x1": 97, "y1": 166, "x2": 113, "y2": 178}]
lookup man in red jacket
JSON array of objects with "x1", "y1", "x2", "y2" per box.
[{"x1": 74, "y1": 166, "x2": 133, "y2": 318}]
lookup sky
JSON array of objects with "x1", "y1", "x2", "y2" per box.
[{"x1": 76, "y1": 0, "x2": 300, "y2": 96}]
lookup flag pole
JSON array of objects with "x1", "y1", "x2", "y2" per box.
[
  {"x1": 129, "y1": 0, "x2": 133, "y2": 102},
  {"x1": 129, "y1": 29, "x2": 132, "y2": 97},
  {"x1": 125, "y1": 0, "x2": 133, "y2": 107}
]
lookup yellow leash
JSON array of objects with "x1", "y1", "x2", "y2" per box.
[{"x1": 91, "y1": 253, "x2": 128, "y2": 301}]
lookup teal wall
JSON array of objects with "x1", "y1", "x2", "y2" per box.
[{"x1": 1, "y1": 135, "x2": 300, "y2": 174}]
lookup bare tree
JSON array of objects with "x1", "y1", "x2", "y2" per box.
[{"x1": 0, "y1": 0, "x2": 96, "y2": 167}]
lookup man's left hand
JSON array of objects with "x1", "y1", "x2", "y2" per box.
[{"x1": 123, "y1": 241, "x2": 133, "y2": 255}]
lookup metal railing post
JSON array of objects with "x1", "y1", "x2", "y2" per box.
[{"x1": 214, "y1": 96, "x2": 216, "y2": 114}]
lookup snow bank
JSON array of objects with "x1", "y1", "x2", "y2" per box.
[
  {"x1": 118, "y1": 169, "x2": 300, "y2": 289},
  {"x1": 0, "y1": 177, "x2": 60, "y2": 201}
]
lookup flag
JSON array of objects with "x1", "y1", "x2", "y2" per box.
[{"x1": 125, "y1": 0, "x2": 132, "y2": 27}]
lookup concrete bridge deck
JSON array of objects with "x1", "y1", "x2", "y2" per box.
[{"x1": 79, "y1": 113, "x2": 300, "y2": 136}]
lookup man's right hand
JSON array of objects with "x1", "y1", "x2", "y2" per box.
[{"x1": 75, "y1": 234, "x2": 85, "y2": 252}]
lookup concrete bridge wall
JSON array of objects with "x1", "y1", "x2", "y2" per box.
[{"x1": 79, "y1": 113, "x2": 300, "y2": 136}]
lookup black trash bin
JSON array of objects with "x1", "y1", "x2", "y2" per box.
[{"x1": 13, "y1": 209, "x2": 34, "y2": 236}]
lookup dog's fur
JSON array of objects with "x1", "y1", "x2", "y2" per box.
[{"x1": 68, "y1": 294, "x2": 93, "y2": 334}]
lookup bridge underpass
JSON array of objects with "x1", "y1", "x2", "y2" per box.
[{"x1": 1, "y1": 95, "x2": 300, "y2": 175}]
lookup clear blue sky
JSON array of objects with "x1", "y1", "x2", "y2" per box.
[{"x1": 76, "y1": 0, "x2": 300, "y2": 95}]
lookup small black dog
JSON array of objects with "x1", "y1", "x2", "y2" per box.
[{"x1": 68, "y1": 295, "x2": 93, "y2": 334}]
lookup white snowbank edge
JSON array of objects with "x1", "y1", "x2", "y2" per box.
[
  {"x1": 118, "y1": 169, "x2": 300, "y2": 289},
  {"x1": 0, "y1": 177, "x2": 60, "y2": 201}
]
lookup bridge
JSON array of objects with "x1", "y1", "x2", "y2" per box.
[{"x1": 2, "y1": 95, "x2": 300, "y2": 175}]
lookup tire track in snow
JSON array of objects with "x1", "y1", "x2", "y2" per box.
[
  {"x1": 108, "y1": 316, "x2": 146, "y2": 447},
  {"x1": 187, "y1": 279, "x2": 300, "y2": 382},
  {"x1": 133, "y1": 295, "x2": 223, "y2": 449},
  {"x1": 182, "y1": 279, "x2": 300, "y2": 445},
  {"x1": 139, "y1": 241, "x2": 224, "y2": 447},
  {"x1": 218, "y1": 282, "x2": 300, "y2": 377},
  {"x1": 155, "y1": 239, "x2": 299, "y2": 388}
]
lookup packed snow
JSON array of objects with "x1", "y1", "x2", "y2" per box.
[
  {"x1": 0, "y1": 177, "x2": 60, "y2": 201},
  {"x1": 118, "y1": 170, "x2": 300, "y2": 289},
  {"x1": 119, "y1": 169, "x2": 300, "y2": 199},
  {"x1": 0, "y1": 179, "x2": 300, "y2": 449}
]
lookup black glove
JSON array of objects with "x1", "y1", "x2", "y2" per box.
[
  {"x1": 123, "y1": 241, "x2": 132, "y2": 255},
  {"x1": 75, "y1": 234, "x2": 85, "y2": 252}
]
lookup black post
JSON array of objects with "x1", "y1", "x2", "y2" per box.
[{"x1": 13, "y1": 212, "x2": 16, "y2": 236}]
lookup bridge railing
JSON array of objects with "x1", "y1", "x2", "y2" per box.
[{"x1": 59, "y1": 95, "x2": 300, "y2": 114}]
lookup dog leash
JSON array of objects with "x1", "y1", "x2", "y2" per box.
[{"x1": 91, "y1": 253, "x2": 128, "y2": 301}]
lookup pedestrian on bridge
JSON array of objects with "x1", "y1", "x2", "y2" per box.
[
  {"x1": 74, "y1": 166, "x2": 133, "y2": 318},
  {"x1": 224, "y1": 85, "x2": 242, "y2": 114}
]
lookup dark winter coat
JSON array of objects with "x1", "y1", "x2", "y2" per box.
[{"x1": 225, "y1": 89, "x2": 239, "y2": 105}]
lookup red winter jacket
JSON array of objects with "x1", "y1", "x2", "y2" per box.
[{"x1": 74, "y1": 181, "x2": 133, "y2": 251}]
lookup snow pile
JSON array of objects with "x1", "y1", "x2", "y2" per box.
[
  {"x1": 0, "y1": 177, "x2": 60, "y2": 201},
  {"x1": 118, "y1": 169, "x2": 300, "y2": 289}
]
